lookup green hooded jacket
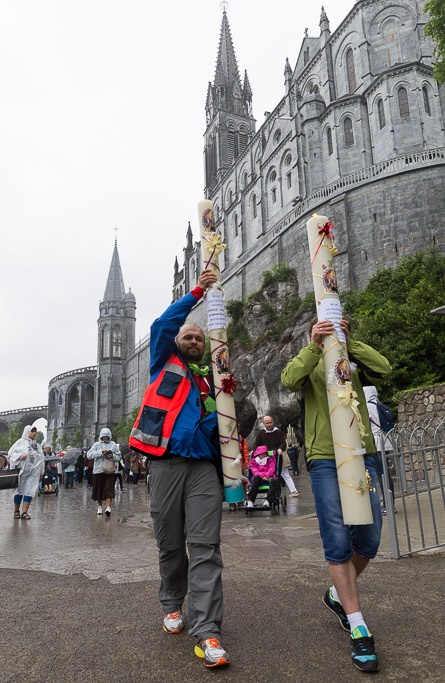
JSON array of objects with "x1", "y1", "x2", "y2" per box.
[{"x1": 281, "y1": 339, "x2": 392, "y2": 463}]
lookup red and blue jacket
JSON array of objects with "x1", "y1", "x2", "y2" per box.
[{"x1": 129, "y1": 289, "x2": 219, "y2": 461}]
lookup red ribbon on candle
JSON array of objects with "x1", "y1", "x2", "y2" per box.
[
  {"x1": 318, "y1": 220, "x2": 334, "y2": 238},
  {"x1": 312, "y1": 221, "x2": 336, "y2": 266},
  {"x1": 221, "y1": 374, "x2": 237, "y2": 395}
]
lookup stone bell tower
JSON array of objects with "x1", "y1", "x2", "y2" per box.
[{"x1": 94, "y1": 239, "x2": 136, "y2": 435}]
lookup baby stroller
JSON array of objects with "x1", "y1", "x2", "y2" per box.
[
  {"x1": 244, "y1": 448, "x2": 287, "y2": 515},
  {"x1": 38, "y1": 458, "x2": 59, "y2": 496}
]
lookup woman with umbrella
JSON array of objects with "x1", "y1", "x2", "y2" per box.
[{"x1": 8, "y1": 425, "x2": 44, "y2": 519}]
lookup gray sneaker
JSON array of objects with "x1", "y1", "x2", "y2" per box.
[
  {"x1": 194, "y1": 638, "x2": 230, "y2": 668},
  {"x1": 163, "y1": 611, "x2": 184, "y2": 633}
]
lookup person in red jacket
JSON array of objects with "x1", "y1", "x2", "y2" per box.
[{"x1": 130, "y1": 269, "x2": 230, "y2": 669}]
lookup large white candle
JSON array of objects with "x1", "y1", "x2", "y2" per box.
[
  {"x1": 198, "y1": 199, "x2": 244, "y2": 503},
  {"x1": 307, "y1": 214, "x2": 373, "y2": 524}
]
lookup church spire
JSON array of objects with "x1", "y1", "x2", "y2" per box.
[
  {"x1": 208, "y1": 7, "x2": 252, "y2": 119},
  {"x1": 320, "y1": 5, "x2": 330, "y2": 35},
  {"x1": 204, "y1": 6, "x2": 256, "y2": 192},
  {"x1": 103, "y1": 240, "x2": 126, "y2": 303}
]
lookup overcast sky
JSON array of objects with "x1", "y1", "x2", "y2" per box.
[{"x1": 0, "y1": 0, "x2": 354, "y2": 414}]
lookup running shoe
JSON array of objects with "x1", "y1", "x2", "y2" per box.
[
  {"x1": 194, "y1": 638, "x2": 230, "y2": 668},
  {"x1": 351, "y1": 625, "x2": 379, "y2": 673},
  {"x1": 289, "y1": 491, "x2": 299, "y2": 497},
  {"x1": 322, "y1": 587, "x2": 350, "y2": 632},
  {"x1": 163, "y1": 611, "x2": 184, "y2": 634},
  {"x1": 97, "y1": 506, "x2": 103, "y2": 515}
]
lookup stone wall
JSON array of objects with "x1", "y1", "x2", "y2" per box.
[{"x1": 397, "y1": 383, "x2": 445, "y2": 424}]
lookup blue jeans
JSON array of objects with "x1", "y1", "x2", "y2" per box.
[{"x1": 309, "y1": 457, "x2": 382, "y2": 564}]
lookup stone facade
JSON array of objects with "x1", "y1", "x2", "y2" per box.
[{"x1": 174, "y1": 1, "x2": 445, "y2": 324}]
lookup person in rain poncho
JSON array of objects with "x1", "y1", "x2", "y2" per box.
[
  {"x1": 87, "y1": 427, "x2": 121, "y2": 517},
  {"x1": 364, "y1": 385, "x2": 395, "y2": 515},
  {"x1": 8, "y1": 425, "x2": 44, "y2": 520}
]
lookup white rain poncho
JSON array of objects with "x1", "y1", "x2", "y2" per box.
[
  {"x1": 8, "y1": 425, "x2": 44, "y2": 497},
  {"x1": 87, "y1": 427, "x2": 121, "y2": 474}
]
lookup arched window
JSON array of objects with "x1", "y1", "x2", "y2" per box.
[
  {"x1": 377, "y1": 99, "x2": 386, "y2": 129},
  {"x1": 346, "y1": 48, "x2": 357, "y2": 93},
  {"x1": 383, "y1": 19, "x2": 401, "y2": 67},
  {"x1": 326, "y1": 127, "x2": 333, "y2": 156},
  {"x1": 227, "y1": 126, "x2": 237, "y2": 165},
  {"x1": 344, "y1": 117, "x2": 354, "y2": 147},
  {"x1": 242, "y1": 171, "x2": 248, "y2": 189},
  {"x1": 102, "y1": 325, "x2": 110, "y2": 359},
  {"x1": 239, "y1": 127, "x2": 248, "y2": 154},
  {"x1": 398, "y1": 87, "x2": 409, "y2": 117},
  {"x1": 112, "y1": 325, "x2": 122, "y2": 358},
  {"x1": 252, "y1": 193, "x2": 257, "y2": 219},
  {"x1": 233, "y1": 213, "x2": 239, "y2": 237},
  {"x1": 422, "y1": 86, "x2": 431, "y2": 116}
]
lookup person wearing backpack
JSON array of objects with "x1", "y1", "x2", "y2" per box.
[
  {"x1": 281, "y1": 317, "x2": 391, "y2": 673},
  {"x1": 364, "y1": 386, "x2": 396, "y2": 516}
]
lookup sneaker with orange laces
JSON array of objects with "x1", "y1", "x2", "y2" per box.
[
  {"x1": 194, "y1": 638, "x2": 230, "y2": 668},
  {"x1": 163, "y1": 611, "x2": 184, "y2": 633}
]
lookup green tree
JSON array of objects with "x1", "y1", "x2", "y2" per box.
[
  {"x1": 52, "y1": 427, "x2": 59, "y2": 453},
  {"x1": 61, "y1": 430, "x2": 69, "y2": 450},
  {"x1": 71, "y1": 424, "x2": 84, "y2": 447},
  {"x1": 424, "y1": 0, "x2": 445, "y2": 83},
  {"x1": 114, "y1": 407, "x2": 139, "y2": 444},
  {"x1": 342, "y1": 249, "x2": 445, "y2": 402},
  {"x1": 0, "y1": 422, "x2": 24, "y2": 451}
]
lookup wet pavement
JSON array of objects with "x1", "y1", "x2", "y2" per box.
[{"x1": 0, "y1": 471, "x2": 444, "y2": 682}]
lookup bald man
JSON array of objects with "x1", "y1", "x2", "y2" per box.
[{"x1": 130, "y1": 269, "x2": 230, "y2": 669}]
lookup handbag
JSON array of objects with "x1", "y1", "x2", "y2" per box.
[
  {"x1": 0, "y1": 468, "x2": 21, "y2": 491},
  {"x1": 102, "y1": 456, "x2": 115, "y2": 475}
]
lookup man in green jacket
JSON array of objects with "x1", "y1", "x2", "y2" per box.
[{"x1": 281, "y1": 317, "x2": 391, "y2": 674}]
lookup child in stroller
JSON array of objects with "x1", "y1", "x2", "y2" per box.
[{"x1": 245, "y1": 445, "x2": 283, "y2": 512}]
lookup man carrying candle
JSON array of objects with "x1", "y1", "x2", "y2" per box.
[
  {"x1": 129, "y1": 269, "x2": 230, "y2": 669},
  {"x1": 281, "y1": 317, "x2": 391, "y2": 673}
]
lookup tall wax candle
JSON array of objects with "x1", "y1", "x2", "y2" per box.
[
  {"x1": 307, "y1": 214, "x2": 373, "y2": 524},
  {"x1": 198, "y1": 199, "x2": 244, "y2": 504}
]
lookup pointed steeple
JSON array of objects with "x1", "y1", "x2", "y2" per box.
[
  {"x1": 209, "y1": 8, "x2": 251, "y2": 118},
  {"x1": 284, "y1": 57, "x2": 293, "y2": 95},
  {"x1": 186, "y1": 221, "x2": 193, "y2": 249},
  {"x1": 103, "y1": 240, "x2": 126, "y2": 303},
  {"x1": 320, "y1": 6, "x2": 330, "y2": 35},
  {"x1": 204, "y1": 6, "x2": 256, "y2": 192}
]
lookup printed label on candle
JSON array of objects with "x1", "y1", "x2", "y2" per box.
[
  {"x1": 317, "y1": 298, "x2": 346, "y2": 344},
  {"x1": 206, "y1": 289, "x2": 227, "y2": 330}
]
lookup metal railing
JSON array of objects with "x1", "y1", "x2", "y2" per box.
[{"x1": 380, "y1": 416, "x2": 445, "y2": 558}]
